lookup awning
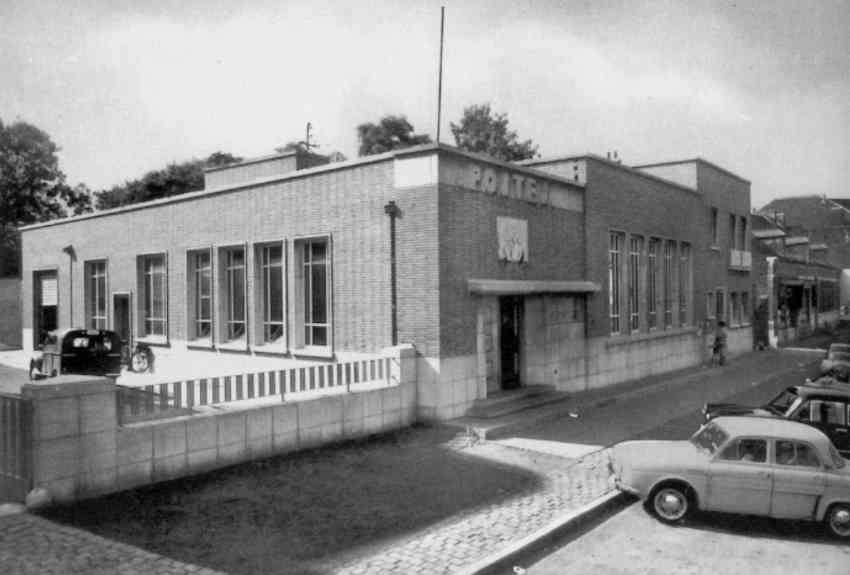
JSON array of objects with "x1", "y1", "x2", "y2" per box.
[{"x1": 467, "y1": 279, "x2": 601, "y2": 296}]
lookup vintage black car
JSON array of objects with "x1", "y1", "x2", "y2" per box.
[
  {"x1": 704, "y1": 381, "x2": 850, "y2": 456},
  {"x1": 29, "y1": 328, "x2": 124, "y2": 380}
]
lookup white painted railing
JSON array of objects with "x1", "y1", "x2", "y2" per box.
[{"x1": 118, "y1": 354, "x2": 394, "y2": 423}]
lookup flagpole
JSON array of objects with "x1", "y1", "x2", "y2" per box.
[{"x1": 436, "y1": 6, "x2": 445, "y2": 144}]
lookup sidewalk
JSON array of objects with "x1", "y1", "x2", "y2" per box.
[{"x1": 0, "y1": 348, "x2": 821, "y2": 575}]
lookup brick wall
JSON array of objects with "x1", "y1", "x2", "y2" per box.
[
  {"x1": 0, "y1": 277, "x2": 21, "y2": 348},
  {"x1": 20, "y1": 159, "x2": 401, "y2": 355}
]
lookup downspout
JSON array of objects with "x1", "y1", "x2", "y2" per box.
[
  {"x1": 62, "y1": 245, "x2": 76, "y2": 329},
  {"x1": 766, "y1": 256, "x2": 777, "y2": 348},
  {"x1": 384, "y1": 201, "x2": 400, "y2": 346}
]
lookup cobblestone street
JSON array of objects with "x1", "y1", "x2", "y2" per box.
[
  {"x1": 333, "y1": 442, "x2": 613, "y2": 575},
  {"x1": 0, "y1": 512, "x2": 228, "y2": 575}
]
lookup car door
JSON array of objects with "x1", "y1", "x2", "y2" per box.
[
  {"x1": 770, "y1": 440, "x2": 826, "y2": 519},
  {"x1": 707, "y1": 437, "x2": 772, "y2": 515}
]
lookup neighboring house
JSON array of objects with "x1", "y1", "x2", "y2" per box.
[
  {"x1": 19, "y1": 144, "x2": 751, "y2": 420},
  {"x1": 750, "y1": 213, "x2": 841, "y2": 347}
]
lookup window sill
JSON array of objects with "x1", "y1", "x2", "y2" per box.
[
  {"x1": 187, "y1": 339, "x2": 214, "y2": 350},
  {"x1": 217, "y1": 339, "x2": 248, "y2": 353},
  {"x1": 606, "y1": 326, "x2": 698, "y2": 348},
  {"x1": 292, "y1": 346, "x2": 334, "y2": 360},
  {"x1": 252, "y1": 342, "x2": 289, "y2": 356},
  {"x1": 136, "y1": 336, "x2": 169, "y2": 347}
]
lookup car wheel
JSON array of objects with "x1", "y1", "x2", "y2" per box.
[
  {"x1": 131, "y1": 350, "x2": 150, "y2": 373},
  {"x1": 826, "y1": 504, "x2": 850, "y2": 539},
  {"x1": 650, "y1": 483, "x2": 692, "y2": 524}
]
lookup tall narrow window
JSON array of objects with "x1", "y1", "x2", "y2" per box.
[
  {"x1": 85, "y1": 260, "x2": 107, "y2": 330},
  {"x1": 715, "y1": 289, "x2": 725, "y2": 323},
  {"x1": 648, "y1": 238, "x2": 659, "y2": 329},
  {"x1": 224, "y1": 247, "x2": 246, "y2": 340},
  {"x1": 678, "y1": 243, "x2": 690, "y2": 325},
  {"x1": 261, "y1": 244, "x2": 284, "y2": 343},
  {"x1": 706, "y1": 292, "x2": 716, "y2": 321},
  {"x1": 190, "y1": 250, "x2": 212, "y2": 339},
  {"x1": 609, "y1": 232, "x2": 623, "y2": 334},
  {"x1": 628, "y1": 235, "x2": 642, "y2": 332},
  {"x1": 711, "y1": 207, "x2": 719, "y2": 246},
  {"x1": 663, "y1": 240, "x2": 674, "y2": 327},
  {"x1": 303, "y1": 239, "x2": 329, "y2": 346},
  {"x1": 739, "y1": 216, "x2": 747, "y2": 252},
  {"x1": 741, "y1": 292, "x2": 749, "y2": 323},
  {"x1": 730, "y1": 292, "x2": 739, "y2": 324},
  {"x1": 729, "y1": 214, "x2": 737, "y2": 249},
  {"x1": 142, "y1": 255, "x2": 166, "y2": 336}
]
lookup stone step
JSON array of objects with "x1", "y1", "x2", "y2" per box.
[{"x1": 466, "y1": 385, "x2": 569, "y2": 419}]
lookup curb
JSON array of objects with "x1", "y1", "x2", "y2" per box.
[{"x1": 455, "y1": 490, "x2": 630, "y2": 575}]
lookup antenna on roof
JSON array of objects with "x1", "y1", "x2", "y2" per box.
[
  {"x1": 302, "y1": 122, "x2": 320, "y2": 152},
  {"x1": 436, "y1": 6, "x2": 446, "y2": 144}
]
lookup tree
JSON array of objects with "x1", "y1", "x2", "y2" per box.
[
  {"x1": 0, "y1": 118, "x2": 92, "y2": 275},
  {"x1": 95, "y1": 151, "x2": 242, "y2": 210},
  {"x1": 450, "y1": 104, "x2": 538, "y2": 162},
  {"x1": 356, "y1": 115, "x2": 431, "y2": 156}
]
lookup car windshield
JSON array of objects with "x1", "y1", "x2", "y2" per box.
[
  {"x1": 766, "y1": 388, "x2": 800, "y2": 415},
  {"x1": 828, "y1": 443, "x2": 846, "y2": 469},
  {"x1": 691, "y1": 422, "x2": 729, "y2": 455}
]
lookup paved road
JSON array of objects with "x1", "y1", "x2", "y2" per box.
[
  {"x1": 525, "y1": 501, "x2": 850, "y2": 575},
  {"x1": 514, "y1": 350, "x2": 819, "y2": 447}
]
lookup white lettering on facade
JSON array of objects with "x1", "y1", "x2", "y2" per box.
[{"x1": 460, "y1": 163, "x2": 556, "y2": 207}]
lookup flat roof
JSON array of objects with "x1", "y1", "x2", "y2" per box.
[
  {"x1": 633, "y1": 157, "x2": 750, "y2": 185},
  {"x1": 522, "y1": 153, "x2": 700, "y2": 196},
  {"x1": 20, "y1": 144, "x2": 584, "y2": 232}
]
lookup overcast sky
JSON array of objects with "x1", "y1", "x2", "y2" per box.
[{"x1": 1, "y1": 0, "x2": 847, "y2": 208}]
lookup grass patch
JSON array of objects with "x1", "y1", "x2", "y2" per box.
[{"x1": 41, "y1": 425, "x2": 542, "y2": 575}]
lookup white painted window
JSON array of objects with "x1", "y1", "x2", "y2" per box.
[{"x1": 85, "y1": 260, "x2": 107, "y2": 330}]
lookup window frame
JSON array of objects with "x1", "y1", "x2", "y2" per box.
[
  {"x1": 648, "y1": 238, "x2": 659, "y2": 330},
  {"x1": 663, "y1": 239, "x2": 674, "y2": 328},
  {"x1": 609, "y1": 231, "x2": 624, "y2": 335},
  {"x1": 219, "y1": 245, "x2": 248, "y2": 343},
  {"x1": 292, "y1": 235, "x2": 333, "y2": 353},
  {"x1": 256, "y1": 241, "x2": 286, "y2": 346},
  {"x1": 137, "y1": 253, "x2": 168, "y2": 341},
  {"x1": 678, "y1": 242, "x2": 690, "y2": 326},
  {"x1": 628, "y1": 235, "x2": 642, "y2": 333},
  {"x1": 186, "y1": 248, "x2": 213, "y2": 343},
  {"x1": 84, "y1": 259, "x2": 108, "y2": 330}
]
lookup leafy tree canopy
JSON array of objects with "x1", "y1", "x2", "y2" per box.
[
  {"x1": 0, "y1": 118, "x2": 92, "y2": 275},
  {"x1": 356, "y1": 115, "x2": 431, "y2": 156},
  {"x1": 450, "y1": 104, "x2": 538, "y2": 162},
  {"x1": 95, "y1": 151, "x2": 242, "y2": 210}
]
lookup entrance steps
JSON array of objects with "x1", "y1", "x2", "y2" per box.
[{"x1": 465, "y1": 385, "x2": 569, "y2": 419}]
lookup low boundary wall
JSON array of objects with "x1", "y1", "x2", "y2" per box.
[{"x1": 21, "y1": 345, "x2": 417, "y2": 504}]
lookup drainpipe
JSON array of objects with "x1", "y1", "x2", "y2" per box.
[
  {"x1": 766, "y1": 256, "x2": 777, "y2": 348},
  {"x1": 384, "y1": 201, "x2": 401, "y2": 346},
  {"x1": 62, "y1": 245, "x2": 76, "y2": 329}
]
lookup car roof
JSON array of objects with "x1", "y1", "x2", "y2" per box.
[
  {"x1": 829, "y1": 343, "x2": 850, "y2": 349},
  {"x1": 792, "y1": 382, "x2": 850, "y2": 400},
  {"x1": 712, "y1": 415, "x2": 830, "y2": 444}
]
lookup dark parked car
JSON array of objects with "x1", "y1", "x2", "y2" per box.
[
  {"x1": 29, "y1": 328, "x2": 124, "y2": 380},
  {"x1": 820, "y1": 343, "x2": 850, "y2": 380},
  {"x1": 704, "y1": 381, "x2": 850, "y2": 455}
]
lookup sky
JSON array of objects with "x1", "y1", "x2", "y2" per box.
[{"x1": 1, "y1": 0, "x2": 847, "y2": 208}]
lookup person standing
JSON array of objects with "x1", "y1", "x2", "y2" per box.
[{"x1": 712, "y1": 320, "x2": 727, "y2": 366}]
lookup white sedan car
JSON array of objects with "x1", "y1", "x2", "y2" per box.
[{"x1": 611, "y1": 416, "x2": 850, "y2": 538}]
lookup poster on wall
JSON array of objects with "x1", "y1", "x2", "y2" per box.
[{"x1": 497, "y1": 217, "x2": 528, "y2": 263}]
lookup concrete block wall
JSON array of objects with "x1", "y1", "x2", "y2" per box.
[
  {"x1": 20, "y1": 345, "x2": 417, "y2": 504},
  {"x1": 0, "y1": 277, "x2": 21, "y2": 348},
  {"x1": 586, "y1": 330, "x2": 702, "y2": 389}
]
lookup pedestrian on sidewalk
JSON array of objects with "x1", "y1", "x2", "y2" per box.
[{"x1": 712, "y1": 320, "x2": 727, "y2": 366}]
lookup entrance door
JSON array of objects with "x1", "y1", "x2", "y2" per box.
[
  {"x1": 499, "y1": 296, "x2": 522, "y2": 390},
  {"x1": 33, "y1": 270, "x2": 58, "y2": 347},
  {"x1": 113, "y1": 293, "x2": 132, "y2": 361}
]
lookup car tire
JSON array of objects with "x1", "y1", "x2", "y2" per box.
[
  {"x1": 825, "y1": 503, "x2": 850, "y2": 539},
  {"x1": 649, "y1": 482, "x2": 693, "y2": 524}
]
